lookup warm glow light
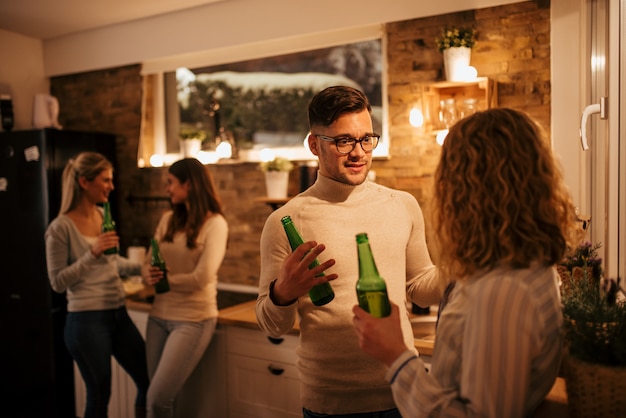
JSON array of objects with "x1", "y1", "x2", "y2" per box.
[
  {"x1": 591, "y1": 54, "x2": 606, "y2": 72},
  {"x1": 436, "y1": 129, "x2": 449, "y2": 146},
  {"x1": 260, "y1": 148, "x2": 276, "y2": 162},
  {"x1": 216, "y1": 141, "x2": 233, "y2": 159},
  {"x1": 409, "y1": 108, "x2": 424, "y2": 127},
  {"x1": 197, "y1": 151, "x2": 220, "y2": 164},
  {"x1": 149, "y1": 153, "x2": 188, "y2": 167},
  {"x1": 461, "y1": 66, "x2": 478, "y2": 81},
  {"x1": 150, "y1": 154, "x2": 164, "y2": 167}
]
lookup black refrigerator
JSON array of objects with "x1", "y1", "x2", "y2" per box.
[{"x1": 0, "y1": 128, "x2": 117, "y2": 418}]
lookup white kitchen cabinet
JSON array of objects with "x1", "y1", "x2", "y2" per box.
[{"x1": 226, "y1": 326, "x2": 301, "y2": 418}]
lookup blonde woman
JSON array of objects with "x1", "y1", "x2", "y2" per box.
[
  {"x1": 45, "y1": 152, "x2": 149, "y2": 418},
  {"x1": 352, "y1": 108, "x2": 579, "y2": 417}
]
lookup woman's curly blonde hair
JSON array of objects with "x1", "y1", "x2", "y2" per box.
[{"x1": 432, "y1": 108, "x2": 579, "y2": 279}]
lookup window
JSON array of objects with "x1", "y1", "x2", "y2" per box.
[{"x1": 140, "y1": 35, "x2": 388, "y2": 166}]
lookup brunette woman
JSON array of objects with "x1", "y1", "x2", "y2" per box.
[{"x1": 142, "y1": 158, "x2": 228, "y2": 418}]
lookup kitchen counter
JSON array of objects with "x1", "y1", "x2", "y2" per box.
[
  {"x1": 215, "y1": 301, "x2": 569, "y2": 416},
  {"x1": 217, "y1": 300, "x2": 437, "y2": 352},
  {"x1": 217, "y1": 300, "x2": 298, "y2": 336},
  {"x1": 126, "y1": 297, "x2": 568, "y2": 415}
]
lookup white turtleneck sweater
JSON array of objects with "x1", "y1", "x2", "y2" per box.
[{"x1": 256, "y1": 173, "x2": 442, "y2": 415}]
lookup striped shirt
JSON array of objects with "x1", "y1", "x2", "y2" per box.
[{"x1": 385, "y1": 264, "x2": 563, "y2": 417}]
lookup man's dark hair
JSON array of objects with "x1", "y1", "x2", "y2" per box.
[{"x1": 308, "y1": 86, "x2": 371, "y2": 129}]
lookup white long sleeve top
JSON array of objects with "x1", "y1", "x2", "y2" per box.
[
  {"x1": 144, "y1": 211, "x2": 228, "y2": 322},
  {"x1": 386, "y1": 264, "x2": 563, "y2": 417}
]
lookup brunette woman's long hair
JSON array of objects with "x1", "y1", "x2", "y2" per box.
[
  {"x1": 432, "y1": 108, "x2": 579, "y2": 279},
  {"x1": 163, "y1": 158, "x2": 224, "y2": 249}
]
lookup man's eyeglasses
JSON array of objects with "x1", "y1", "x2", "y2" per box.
[{"x1": 314, "y1": 134, "x2": 380, "y2": 154}]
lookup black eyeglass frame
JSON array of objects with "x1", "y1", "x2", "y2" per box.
[{"x1": 314, "y1": 133, "x2": 381, "y2": 154}]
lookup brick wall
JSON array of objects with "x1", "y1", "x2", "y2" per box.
[
  {"x1": 381, "y1": 0, "x2": 550, "y2": 252},
  {"x1": 50, "y1": 1, "x2": 550, "y2": 286}
]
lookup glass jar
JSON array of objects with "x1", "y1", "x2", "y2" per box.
[
  {"x1": 439, "y1": 98, "x2": 457, "y2": 128},
  {"x1": 459, "y1": 98, "x2": 478, "y2": 119}
]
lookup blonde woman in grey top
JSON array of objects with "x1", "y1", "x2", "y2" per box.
[
  {"x1": 45, "y1": 152, "x2": 149, "y2": 418},
  {"x1": 352, "y1": 108, "x2": 579, "y2": 417}
]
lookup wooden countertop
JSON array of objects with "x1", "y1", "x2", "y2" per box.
[
  {"x1": 217, "y1": 300, "x2": 299, "y2": 336},
  {"x1": 216, "y1": 300, "x2": 437, "y2": 353},
  {"x1": 127, "y1": 298, "x2": 568, "y2": 415}
]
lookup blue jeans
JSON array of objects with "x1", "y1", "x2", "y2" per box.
[
  {"x1": 145, "y1": 316, "x2": 217, "y2": 418},
  {"x1": 303, "y1": 408, "x2": 402, "y2": 418},
  {"x1": 65, "y1": 307, "x2": 149, "y2": 418}
]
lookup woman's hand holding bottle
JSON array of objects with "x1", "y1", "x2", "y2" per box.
[
  {"x1": 90, "y1": 231, "x2": 119, "y2": 258},
  {"x1": 142, "y1": 265, "x2": 164, "y2": 287}
]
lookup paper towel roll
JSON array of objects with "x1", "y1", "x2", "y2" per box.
[{"x1": 127, "y1": 246, "x2": 146, "y2": 264}]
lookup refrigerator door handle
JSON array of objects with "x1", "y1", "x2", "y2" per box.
[{"x1": 579, "y1": 96, "x2": 608, "y2": 150}]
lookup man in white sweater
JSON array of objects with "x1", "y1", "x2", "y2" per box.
[{"x1": 256, "y1": 86, "x2": 443, "y2": 417}]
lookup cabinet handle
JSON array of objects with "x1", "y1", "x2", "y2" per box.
[
  {"x1": 267, "y1": 365, "x2": 285, "y2": 375},
  {"x1": 267, "y1": 336, "x2": 284, "y2": 345}
]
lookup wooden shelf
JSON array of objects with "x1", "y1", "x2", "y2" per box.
[
  {"x1": 421, "y1": 77, "x2": 497, "y2": 132},
  {"x1": 256, "y1": 197, "x2": 290, "y2": 210}
]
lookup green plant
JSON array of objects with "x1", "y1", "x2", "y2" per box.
[
  {"x1": 179, "y1": 127, "x2": 207, "y2": 141},
  {"x1": 436, "y1": 26, "x2": 477, "y2": 52},
  {"x1": 260, "y1": 157, "x2": 294, "y2": 172},
  {"x1": 560, "y1": 241, "x2": 603, "y2": 279},
  {"x1": 560, "y1": 242, "x2": 626, "y2": 367},
  {"x1": 181, "y1": 80, "x2": 314, "y2": 148}
]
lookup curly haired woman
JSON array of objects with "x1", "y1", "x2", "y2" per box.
[{"x1": 352, "y1": 108, "x2": 579, "y2": 417}]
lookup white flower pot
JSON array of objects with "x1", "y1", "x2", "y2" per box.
[
  {"x1": 264, "y1": 171, "x2": 289, "y2": 199},
  {"x1": 181, "y1": 139, "x2": 202, "y2": 157},
  {"x1": 443, "y1": 47, "x2": 472, "y2": 82}
]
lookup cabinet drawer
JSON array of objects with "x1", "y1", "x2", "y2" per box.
[
  {"x1": 227, "y1": 326, "x2": 298, "y2": 364},
  {"x1": 228, "y1": 353, "x2": 301, "y2": 418}
]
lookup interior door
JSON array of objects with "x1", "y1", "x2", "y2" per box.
[{"x1": 582, "y1": 0, "x2": 624, "y2": 285}]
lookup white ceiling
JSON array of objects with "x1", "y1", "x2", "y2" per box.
[{"x1": 0, "y1": 0, "x2": 224, "y2": 40}]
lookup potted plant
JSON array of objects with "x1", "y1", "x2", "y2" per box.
[
  {"x1": 558, "y1": 241, "x2": 603, "y2": 292},
  {"x1": 559, "y1": 241, "x2": 626, "y2": 418},
  {"x1": 259, "y1": 157, "x2": 294, "y2": 199},
  {"x1": 179, "y1": 127, "x2": 207, "y2": 157},
  {"x1": 435, "y1": 26, "x2": 477, "y2": 82}
]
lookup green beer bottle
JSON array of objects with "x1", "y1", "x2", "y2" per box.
[
  {"x1": 355, "y1": 232, "x2": 391, "y2": 317},
  {"x1": 280, "y1": 215, "x2": 334, "y2": 306},
  {"x1": 150, "y1": 238, "x2": 170, "y2": 294},
  {"x1": 101, "y1": 201, "x2": 118, "y2": 255}
]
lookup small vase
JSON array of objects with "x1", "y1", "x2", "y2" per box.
[
  {"x1": 443, "y1": 47, "x2": 472, "y2": 81},
  {"x1": 181, "y1": 139, "x2": 202, "y2": 157},
  {"x1": 264, "y1": 171, "x2": 289, "y2": 199}
]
